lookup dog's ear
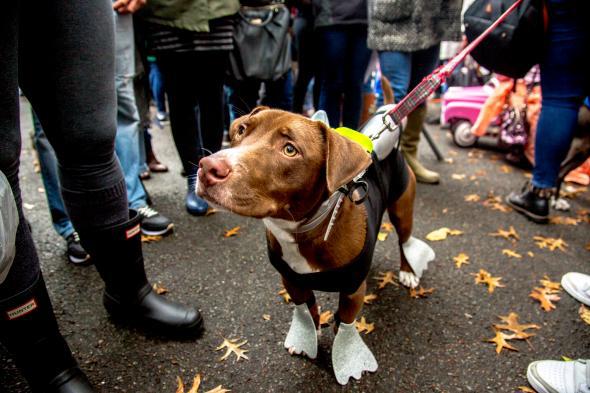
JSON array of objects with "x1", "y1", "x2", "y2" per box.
[
  {"x1": 248, "y1": 106, "x2": 270, "y2": 117},
  {"x1": 320, "y1": 122, "x2": 372, "y2": 194}
]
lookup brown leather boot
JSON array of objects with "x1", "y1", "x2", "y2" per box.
[{"x1": 400, "y1": 105, "x2": 440, "y2": 184}]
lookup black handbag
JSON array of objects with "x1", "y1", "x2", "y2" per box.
[
  {"x1": 463, "y1": 0, "x2": 545, "y2": 78},
  {"x1": 229, "y1": 3, "x2": 291, "y2": 81}
]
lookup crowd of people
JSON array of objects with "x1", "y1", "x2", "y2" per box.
[{"x1": 0, "y1": 0, "x2": 588, "y2": 392}]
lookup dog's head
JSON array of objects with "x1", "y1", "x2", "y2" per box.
[{"x1": 197, "y1": 107, "x2": 372, "y2": 220}]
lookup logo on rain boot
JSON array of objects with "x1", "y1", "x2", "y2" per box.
[
  {"x1": 126, "y1": 224, "x2": 141, "y2": 239},
  {"x1": 6, "y1": 298, "x2": 37, "y2": 320}
]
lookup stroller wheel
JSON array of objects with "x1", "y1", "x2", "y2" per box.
[{"x1": 452, "y1": 120, "x2": 478, "y2": 148}]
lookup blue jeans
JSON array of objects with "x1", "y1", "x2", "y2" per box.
[
  {"x1": 148, "y1": 60, "x2": 166, "y2": 114},
  {"x1": 532, "y1": 0, "x2": 589, "y2": 188},
  {"x1": 115, "y1": 12, "x2": 147, "y2": 210},
  {"x1": 32, "y1": 111, "x2": 75, "y2": 239},
  {"x1": 378, "y1": 44, "x2": 441, "y2": 104},
  {"x1": 317, "y1": 25, "x2": 371, "y2": 129}
]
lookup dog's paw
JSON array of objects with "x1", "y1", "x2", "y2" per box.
[
  {"x1": 401, "y1": 237, "x2": 435, "y2": 279},
  {"x1": 399, "y1": 270, "x2": 420, "y2": 289},
  {"x1": 332, "y1": 321, "x2": 378, "y2": 385},
  {"x1": 284, "y1": 303, "x2": 318, "y2": 359}
]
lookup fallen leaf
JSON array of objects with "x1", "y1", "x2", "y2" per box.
[
  {"x1": 374, "y1": 271, "x2": 398, "y2": 289},
  {"x1": 490, "y1": 203, "x2": 512, "y2": 213},
  {"x1": 518, "y1": 386, "x2": 535, "y2": 392},
  {"x1": 364, "y1": 293, "x2": 378, "y2": 304},
  {"x1": 490, "y1": 226, "x2": 520, "y2": 240},
  {"x1": 539, "y1": 275, "x2": 561, "y2": 293},
  {"x1": 177, "y1": 377, "x2": 185, "y2": 393},
  {"x1": 223, "y1": 226, "x2": 241, "y2": 238},
  {"x1": 464, "y1": 194, "x2": 480, "y2": 202},
  {"x1": 277, "y1": 289, "x2": 291, "y2": 303},
  {"x1": 380, "y1": 222, "x2": 394, "y2": 232},
  {"x1": 176, "y1": 374, "x2": 231, "y2": 393},
  {"x1": 533, "y1": 236, "x2": 568, "y2": 252},
  {"x1": 22, "y1": 203, "x2": 35, "y2": 210},
  {"x1": 527, "y1": 251, "x2": 535, "y2": 257},
  {"x1": 453, "y1": 253, "x2": 470, "y2": 268},
  {"x1": 472, "y1": 269, "x2": 505, "y2": 293},
  {"x1": 205, "y1": 386, "x2": 231, "y2": 393},
  {"x1": 142, "y1": 234, "x2": 163, "y2": 243},
  {"x1": 409, "y1": 286, "x2": 435, "y2": 299},
  {"x1": 152, "y1": 282, "x2": 168, "y2": 295},
  {"x1": 187, "y1": 374, "x2": 201, "y2": 393},
  {"x1": 500, "y1": 165, "x2": 512, "y2": 173},
  {"x1": 262, "y1": 314, "x2": 271, "y2": 321},
  {"x1": 494, "y1": 312, "x2": 540, "y2": 339},
  {"x1": 549, "y1": 216, "x2": 580, "y2": 225},
  {"x1": 377, "y1": 232, "x2": 389, "y2": 241},
  {"x1": 586, "y1": 243, "x2": 590, "y2": 251},
  {"x1": 502, "y1": 249, "x2": 522, "y2": 259},
  {"x1": 487, "y1": 331, "x2": 518, "y2": 354},
  {"x1": 426, "y1": 227, "x2": 463, "y2": 241},
  {"x1": 319, "y1": 310, "x2": 333, "y2": 326},
  {"x1": 562, "y1": 356, "x2": 573, "y2": 362},
  {"x1": 530, "y1": 287, "x2": 561, "y2": 312},
  {"x1": 205, "y1": 208, "x2": 218, "y2": 216},
  {"x1": 216, "y1": 337, "x2": 249, "y2": 362},
  {"x1": 474, "y1": 169, "x2": 487, "y2": 177},
  {"x1": 355, "y1": 316, "x2": 375, "y2": 334},
  {"x1": 452, "y1": 173, "x2": 466, "y2": 180},
  {"x1": 444, "y1": 157, "x2": 454, "y2": 164},
  {"x1": 579, "y1": 305, "x2": 590, "y2": 325}
]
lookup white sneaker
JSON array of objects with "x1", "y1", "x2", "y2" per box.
[
  {"x1": 527, "y1": 360, "x2": 590, "y2": 393},
  {"x1": 562, "y1": 273, "x2": 590, "y2": 306}
]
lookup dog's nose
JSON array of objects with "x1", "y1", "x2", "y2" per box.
[{"x1": 199, "y1": 156, "x2": 231, "y2": 186}]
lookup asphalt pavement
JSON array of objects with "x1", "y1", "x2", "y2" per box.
[{"x1": 2, "y1": 99, "x2": 589, "y2": 393}]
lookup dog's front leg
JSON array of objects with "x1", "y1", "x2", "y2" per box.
[
  {"x1": 332, "y1": 281, "x2": 378, "y2": 385},
  {"x1": 282, "y1": 277, "x2": 318, "y2": 359}
]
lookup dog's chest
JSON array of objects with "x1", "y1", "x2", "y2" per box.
[{"x1": 263, "y1": 218, "x2": 317, "y2": 274}]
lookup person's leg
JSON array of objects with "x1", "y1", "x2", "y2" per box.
[
  {"x1": 318, "y1": 26, "x2": 347, "y2": 127},
  {"x1": 262, "y1": 70, "x2": 294, "y2": 111},
  {"x1": 228, "y1": 78, "x2": 264, "y2": 117},
  {"x1": 293, "y1": 16, "x2": 315, "y2": 113},
  {"x1": 507, "y1": 0, "x2": 589, "y2": 222},
  {"x1": 378, "y1": 50, "x2": 412, "y2": 104},
  {"x1": 341, "y1": 25, "x2": 371, "y2": 129},
  {"x1": 149, "y1": 60, "x2": 168, "y2": 116}
]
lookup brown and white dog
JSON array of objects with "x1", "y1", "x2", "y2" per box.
[{"x1": 197, "y1": 107, "x2": 435, "y2": 384}]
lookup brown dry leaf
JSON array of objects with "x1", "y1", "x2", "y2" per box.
[
  {"x1": 187, "y1": 374, "x2": 202, "y2": 393},
  {"x1": 223, "y1": 226, "x2": 241, "y2": 238},
  {"x1": 527, "y1": 251, "x2": 535, "y2": 257},
  {"x1": 502, "y1": 249, "x2": 522, "y2": 259},
  {"x1": 490, "y1": 203, "x2": 512, "y2": 213},
  {"x1": 539, "y1": 275, "x2": 561, "y2": 293},
  {"x1": 586, "y1": 243, "x2": 590, "y2": 251},
  {"x1": 409, "y1": 286, "x2": 435, "y2": 299},
  {"x1": 205, "y1": 386, "x2": 231, "y2": 393},
  {"x1": 377, "y1": 232, "x2": 389, "y2": 242},
  {"x1": 364, "y1": 293, "x2": 378, "y2": 304},
  {"x1": 530, "y1": 287, "x2": 561, "y2": 312},
  {"x1": 355, "y1": 316, "x2": 375, "y2": 334},
  {"x1": 141, "y1": 234, "x2": 163, "y2": 243},
  {"x1": 487, "y1": 331, "x2": 518, "y2": 354},
  {"x1": 216, "y1": 337, "x2": 249, "y2": 362},
  {"x1": 500, "y1": 165, "x2": 512, "y2": 173},
  {"x1": 205, "y1": 207, "x2": 218, "y2": 216},
  {"x1": 426, "y1": 227, "x2": 463, "y2": 241},
  {"x1": 452, "y1": 173, "x2": 466, "y2": 180},
  {"x1": 494, "y1": 312, "x2": 540, "y2": 339},
  {"x1": 490, "y1": 226, "x2": 520, "y2": 240},
  {"x1": 518, "y1": 386, "x2": 536, "y2": 392},
  {"x1": 319, "y1": 310, "x2": 333, "y2": 326},
  {"x1": 534, "y1": 236, "x2": 568, "y2": 252},
  {"x1": 177, "y1": 374, "x2": 230, "y2": 393},
  {"x1": 549, "y1": 216, "x2": 580, "y2": 226},
  {"x1": 472, "y1": 269, "x2": 505, "y2": 293},
  {"x1": 453, "y1": 253, "x2": 470, "y2": 268},
  {"x1": 277, "y1": 289, "x2": 291, "y2": 304},
  {"x1": 374, "y1": 271, "x2": 398, "y2": 289},
  {"x1": 464, "y1": 194, "x2": 480, "y2": 202},
  {"x1": 153, "y1": 282, "x2": 168, "y2": 295},
  {"x1": 380, "y1": 222, "x2": 394, "y2": 232},
  {"x1": 579, "y1": 305, "x2": 590, "y2": 325},
  {"x1": 262, "y1": 314, "x2": 271, "y2": 321},
  {"x1": 177, "y1": 377, "x2": 185, "y2": 393}
]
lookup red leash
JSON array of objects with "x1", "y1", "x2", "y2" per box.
[{"x1": 379, "y1": 0, "x2": 524, "y2": 132}]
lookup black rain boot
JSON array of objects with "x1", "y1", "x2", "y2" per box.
[
  {"x1": 0, "y1": 273, "x2": 95, "y2": 393},
  {"x1": 506, "y1": 181, "x2": 553, "y2": 224},
  {"x1": 79, "y1": 210, "x2": 204, "y2": 337}
]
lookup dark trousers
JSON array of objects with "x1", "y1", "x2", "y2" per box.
[
  {"x1": 158, "y1": 51, "x2": 228, "y2": 176},
  {"x1": 292, "y1": 15, "x2": 320, "y2": 113},
  {"x1": 228, "y1": 70, "x2": 294, "y2": 117},
  {"x1": 0, "y1": 0, "x2": 128, "y2": 297}
]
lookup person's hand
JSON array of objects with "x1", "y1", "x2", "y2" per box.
[{"x1": 113, "y1": 0, "x2": 146, "y2": 14}]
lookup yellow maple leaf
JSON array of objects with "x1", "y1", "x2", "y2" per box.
[
  {"x1": 374, "y1": 271, "x2": 398, "y2": 289},
  {"x1": 426, "y1": 227, "x2": 463, "y2": 241},
  {"x1": 530, "y1": 287, "x2": 561, "y2": 312},
  {"x1": 464, "y1": 194, "x2": 480, "y2": 202},
  {"x1": 216, "y1": 337, "x2": 249, "y2": 362},
  {"x1": 152, "y1": 282, "x2": 168, "y2": 295},
  {"x1": 453, "y1": 253, "x2": 470, "y2": 268},
  {"x1": 472, "y1": 269, "x2": 505, "y2": 293},
  {"x1": 579, "y1": 305, "x2": 590, "y2": 325},
  {"x1": 540, "y1": 275, "x2": 561, "y2": 293},
  {"x1": 364, "y1": 293, "x2": 378, "y2": 304},
  {"x1": 502, "y1": 249, "x2": 522, "y2": 259},
  {"x1": 377, "y1": 232, "x2": 389, "y2": 241},
  {"x1": 141, "y1": 234, "x2": 163, "y2": 243},
  {"x1": 277, "y1": 289, "x2": 291, "y2": 303},
  {"x1": 380, "y1": 222, "x2": 394, "y2": 232},
  {"x1": 355, "y1": 316, "x2": 375, "y2": 334},
  {"x1": 487, "y1": 331, "x2": 518, "y2": 354},
  {"x1": 319, "y1": 310, "x2": 333, "y2": 326},
  {"x1": 533, "y1": 236, "x2": 568, "y2": 251},
  {"x1": 490, "y1": 226, "x2": 520, "y2": 240},
  {"x1": 409, "y1": 286, "x2": 435, "y2": 299},
  {"x1": 223, "y1": 226, "x2": 241, "y2": 238}
]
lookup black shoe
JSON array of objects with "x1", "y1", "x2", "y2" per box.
[
  {"x1": 79, "y1": 210, "x2": 204, "y2": 337},
  {"x1": 0, "y1": 274, "x2": 96, "y2": 393},
  {"x1": 186, "y1": 177, "x2": 209, "y2": 216},
  {"x1": 65, "y1": 232, "x2": 91, "y2": 266},
  {"x1": 506, "y1": 182, "x2": 552, "y2": 224},
  {"x1": 137, "y1": 206, "x2": 174, "y2": 236}
]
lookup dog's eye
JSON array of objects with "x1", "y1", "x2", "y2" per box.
[
  {"x1": 237, "y1": 124, "x2": 247, "y2": 136},
  {"x1": 282, "y1": 143, "x2": 298, "y2": 157}
]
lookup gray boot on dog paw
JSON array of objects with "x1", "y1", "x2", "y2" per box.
[
  {"x1": 332, "y1": 321, "x2": 378, "y2": 385},
  {"x1": 400, "y1": 236, "x2": 435, "y2": 288},
  {"x1": 284, "y1": 303, "x2": 317, "y2": 359}
]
